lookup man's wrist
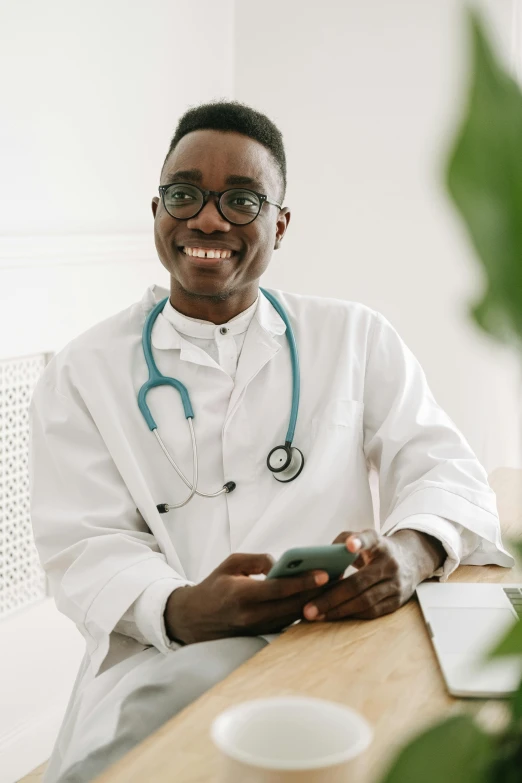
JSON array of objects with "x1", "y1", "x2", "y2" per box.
[
  {"x1": 164, "y1": 585, "x2": 194, "y2": 645},
  {"x1": 390, "y1": 528, "x2": 446, "y2": 582}
]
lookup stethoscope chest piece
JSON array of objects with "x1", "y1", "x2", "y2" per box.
[{"x1": 267, "y1": 444, "x2": 305, "y2": 483}]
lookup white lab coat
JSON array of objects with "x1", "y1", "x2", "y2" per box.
[{"x1": 29, "y1": 283, "x2": 513, "y2": 778}]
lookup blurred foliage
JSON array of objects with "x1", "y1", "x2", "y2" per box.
[
  {"x1": 380, "y1": 10, "x2": 522, "y2": 783},
  {"x1": 447, "y1": 11, "x2": 522, "y2": 349},
  {"x1": 488, "y1": 543, "x2": 522, "y2": 662},
  {"x1": 378, "y1": 715, "x2": 492, "y2": 783}
]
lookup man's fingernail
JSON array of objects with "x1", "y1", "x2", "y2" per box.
[
  {"x1": 348, "y1": 537, "x2": 362, "y2": 552},
  {"x1": 305, "y1": 605, "x2": 318, "y2": 620},
  {"x1": 315, "y1": 572, "x2": 329, "y2": 586}
]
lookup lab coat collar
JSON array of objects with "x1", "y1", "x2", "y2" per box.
[
  {"x1": 141, "y1": 284, "x2": 286, "y2": 352},
  {"x1": 139, "y1": 283, "x2": 288, "y2": 427},
  {"x1": 162, "y1": 295, "x2": 259, "y2": 339},
  {"x1": 256, "y1": 287, "x2": 287, "y2": 338}
]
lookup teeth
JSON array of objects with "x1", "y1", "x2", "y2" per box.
[{"x1": 183, "y1": 247, "x2": 233, "y2": 259}]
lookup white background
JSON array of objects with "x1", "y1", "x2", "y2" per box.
[{"x1": 0, "y1": 1, "x2": 520, "y2": 780}]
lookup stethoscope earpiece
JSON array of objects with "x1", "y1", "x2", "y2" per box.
[
  {"x1": 156, "y1": 479, "x2": 236, "y2": 514},
  {"x1": 267, "y1": 444, "x2": 305, "y2": 483}
]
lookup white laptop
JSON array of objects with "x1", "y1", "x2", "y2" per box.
[{"x1": 416, "y1": 583, "x2": 522, "y2": 698}]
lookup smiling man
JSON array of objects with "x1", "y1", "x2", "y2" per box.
[
  {"x1": 30, "y1": 100, "x2": 513, "y2": 783},
  {"x1": 153, "y1": 128, "x2": 283, "y2": 321}
]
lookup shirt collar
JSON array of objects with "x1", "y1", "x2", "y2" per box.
[
  {"x1": 141, "y1": 284, "x2": 286, "y2": 350},
  {"x1": 162, "y1": 295, "x2": 259, "y2": 339}
]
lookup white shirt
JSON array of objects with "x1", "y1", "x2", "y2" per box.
[
  {"x1": 29, "y1": 284, "x2": 513, "y2": 680},
  {"x1": 161, "y1": 296, "x2": 259, "y2": 380}
]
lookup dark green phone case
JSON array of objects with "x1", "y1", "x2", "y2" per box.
[{"x1": 267, "y1": 544, "x2": 358, "y2": 580}]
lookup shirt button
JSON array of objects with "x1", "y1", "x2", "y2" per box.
[{"x1": 220, "y1": 327, "x2": 228, "y2": 335}]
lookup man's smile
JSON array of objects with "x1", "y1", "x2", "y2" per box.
[
  {"x1": 176, "y1": 245, "x2": 240, "y2": 269},
  {"x1": 181, "y1": 246, "x2": 237, "y2": 259}
]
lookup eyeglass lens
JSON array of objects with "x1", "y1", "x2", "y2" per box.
[{"x1": 163, "y1": 184, "x2": 261, "y2": 224}]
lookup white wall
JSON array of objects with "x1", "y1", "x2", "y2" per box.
[
  {"x1": 0, "y1": 0, "x2": 235, "y2": 356},
  {"x1": 235, "y1": 0, "x2": 521, "y2": 473},
  {"x1": 0, "y1": 2, "x2": 234, "y2": 779},
  {"x1": 0, "y1": 0, "x2": 234, "y2": 235}
]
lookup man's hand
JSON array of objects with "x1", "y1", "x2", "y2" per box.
[
  {"x1": 165, "y1": 553, "x2": 330, "y2": 645},
  {"x1": 302, "y1": 529, "x2": 446, "y2": 622}
]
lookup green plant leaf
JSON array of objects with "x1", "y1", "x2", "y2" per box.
[
  {"x1": 509, "y1": 540, "x2": 522, "y2": 564},
  {"x1": 446, "y1": 10, "x2": 522, "y2": 347},
  {"x1": 487, "y1": 539, "x2": 522, "y2": 660},
  {"x1": 487, "y1": 727, "x2": 522, "y2": 782},
  {"x1": 488, "y1": 620, "x2": 522, "y2": 659},
  {"x1": 513, "y1": 677, "x2": 522, "y2": 720},
  {"x1": 379, "y1": 714, "x2": 492, "y2": 783}
]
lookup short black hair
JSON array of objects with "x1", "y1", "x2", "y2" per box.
[{"x1": 162, "y1": 99, "x2": 287, "y2": 203}]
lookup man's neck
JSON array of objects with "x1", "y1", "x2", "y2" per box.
[{"x1": 169, "y1": 283, "x2": 259, "y2": 325}]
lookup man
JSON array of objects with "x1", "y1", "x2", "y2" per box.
[{"x1": 30, "y1": 100, "x2": 513, "y2": 782}]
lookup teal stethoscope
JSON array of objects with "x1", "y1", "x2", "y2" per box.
[{"x1": 138, "y1": 288, "x2": 305, "y2": 512}]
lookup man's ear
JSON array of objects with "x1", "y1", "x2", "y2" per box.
[
  {"x1": 151, "y1": 197, "x2": 159, "y2": 218},
  {"x1": 274, "y1": 207, "x2": 290, "y2": 249}
]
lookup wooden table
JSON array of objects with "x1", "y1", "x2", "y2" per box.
[{"x1": 97, "y1": 468, "x2": 522, "y2": 783}]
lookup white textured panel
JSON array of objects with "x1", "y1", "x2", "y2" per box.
[{"x1": 0, "y1": 354, "x2": 49, "y2": 618}]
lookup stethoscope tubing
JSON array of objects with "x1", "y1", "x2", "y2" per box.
[
  {"x1": 153, "y1": 420, "x2": 229, "y2": 509},
  {"x1": 138, "y1": 289, "x2": 301, "y2": 509},
  {"x1": 257, "y1": 289, "x2": 300, "y2": 444}
]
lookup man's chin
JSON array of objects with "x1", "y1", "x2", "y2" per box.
[{"x1": 176, "y1": 278, "x2": 234, "y2": 302}]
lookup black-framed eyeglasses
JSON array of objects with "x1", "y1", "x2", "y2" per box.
[{"x1": 158, "y1": 182, "x2": 282, "y2": 225}]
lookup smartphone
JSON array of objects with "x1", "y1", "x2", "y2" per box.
[{"x1": 266, "y1": 544, "x2": 358, "y2": 581}]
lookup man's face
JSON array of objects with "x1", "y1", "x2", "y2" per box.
[{"x1": 151, "y1": 129, "x2": 290, "y2": 300}]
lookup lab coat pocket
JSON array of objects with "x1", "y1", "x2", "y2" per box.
[
  {"x1": 309, "y1": 398, "x2": 365, "y2": 483},
  {"x1": 311, "y1": 398, "x2": 364, "y2": 434}
]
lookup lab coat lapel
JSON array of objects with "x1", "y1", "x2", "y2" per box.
[
  {"x1": 225, "y1": 292, "x2": 286, "y2": 428},
  {"x1": 146, "y1": 284, "x2": 287, "y2": 420},
  {"x1": 150, "y1": 310, "x2": 221, "y2": 372}
]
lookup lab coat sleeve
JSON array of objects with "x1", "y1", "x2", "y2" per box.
[
  {"x1": 363, "y1": 312, "x2": 514, "y2": 572},
  {"x1": 386, "y1": 513, "x2": 480, "y2": 581},
  {"x1": 29, "y1": 378, "x2": 192, "y2": 675},
  {"x1": 115, "y1": 579, "x2": 192, "y2": 652}
]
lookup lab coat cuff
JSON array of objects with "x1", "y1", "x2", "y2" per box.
[
  {"x1": 134, "y1": 578, "x2": 194, "y2": 654},
  {"x1": 84, "y1": 555, "x2": 188, "y2": 675},
  {"x1": 380, "y1": 487, "x2": 514, "y2": 568},
  {"x1": 386, "y1": 514, "x2": 462, "y2": 582}
]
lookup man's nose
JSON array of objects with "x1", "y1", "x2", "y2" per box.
[{"x1": 186, "y1": 195, "x2": 231, "y2": 232}]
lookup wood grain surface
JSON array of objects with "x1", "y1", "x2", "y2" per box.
[{"x1": 95, "y1": 468, "x2": 522, "y2": 783}]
